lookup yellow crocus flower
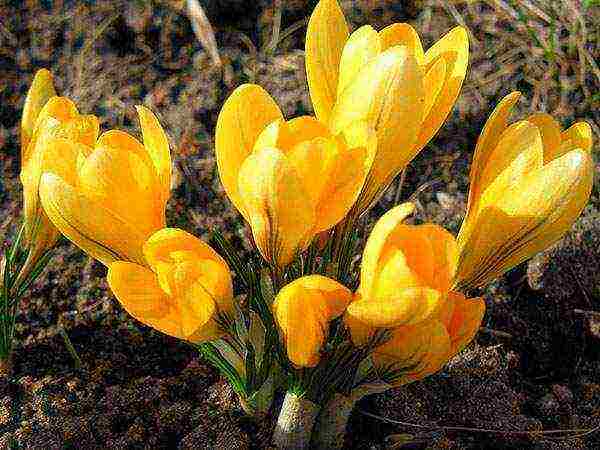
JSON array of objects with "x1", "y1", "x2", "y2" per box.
[
  {"x1": 306, "y1": 0, "x2": 469, "y2": 213},
  {"x1": 38, "y1": 105, "x2": 171, "y2": 266},
  {"x1": 272, "y1": 275, "x2": 353, "y2": 367},
  {"x1": 20, "y1": 69, "x2": 99, "y2": 271},
  {"x1": 108, "y1": 228, "x2": 234, "y2": 343},
  {"x1": 215, "y1": 84, "x2": 375, "y2": 268},
  {"x1": 344, "y1": 203, "x2": 484, "y2": 384},
  {"x1": 454, "y1": 92, "x2": 594, "y2": 290}
]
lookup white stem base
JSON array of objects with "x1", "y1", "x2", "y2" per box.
[{"x1": 273, "y1": 392, "x2": 320, "y2": 449}]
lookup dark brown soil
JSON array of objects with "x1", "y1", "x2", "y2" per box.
[{"x1": 0, "y1": 1, "x2": 598, "y2": 449}]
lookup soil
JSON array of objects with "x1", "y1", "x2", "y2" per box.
[{"x1": 0, "y1": 1, "x2": 598, "y2": 449}]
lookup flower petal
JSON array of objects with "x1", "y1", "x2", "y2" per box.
[
  {"x1": 372, "y1": 320, "x2": 451, "y2": 385},
  {"x1": 464, "y1": 91, "x2": 521, "y2": 221},
  {"x1": 419, "y1": 224, "x2": 458, "y2": 292},
  {"x1": 558, "y1": 121, "x2": 593, "y2": 157},
  {"x1": 359, "y1": 203, "x2": 415, "y2": 300},
  {"x1": 237, "y1": 147, "x2": 315, "y2": 267},
  {"x1": 526, "y1": 113, "x2": 562, "y2": 164},
  {"x1": 39, "y1": 173, "x2": 148, "y2": 265},
  {"x1": 378, "y1": 23, "x2": 424, "y2": 63},
  {"x1": 415, "y1": 26, "x2": 469, "y2": 151},
  {"x1": 215, "y1": 84, "x2": 283, "y2": 219},
  {"x1": 21, "y1": 69, "x2": 56, "y2": 153},
  {"x1": 253, "y1": 116, "x2": 329, "y2": 153},
  {"x1": 273, "y1": 275, "x2": 352, "y2": 367},
  {"x1": 305, "y1": 0, "x2": 349, "y2": 123},
  {"x1": 447, "y1": 292, "x2": 485, "y2": 356},
  {"x1": 143, "y1": 227, "x2": 233, "y2": 314},
  {"x1": 347, "y1": 287, "x2": 441, "y2": 328},
  {"x1": 107, "y1": 261, "x2": 186, "y2": 340},
  {"x1": 337, "y1": 25, "x2": 381, "y2": 97},
  {"x1": 136, "y1": 106, "x2": 172, "y2": 205},
  {"x1": 331, "y1": 47, "x2": 424, "y2": 214}
]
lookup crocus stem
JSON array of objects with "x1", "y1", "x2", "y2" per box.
[
  {"x1": 312, "y1": 384, "x2": 390, "y2": 449},
  {"x1": 273, "y1": 392, "x2": 320, "y2": 449},
  {"x1": 59, "y1": 326, "x2": 82, "y2": 369}
]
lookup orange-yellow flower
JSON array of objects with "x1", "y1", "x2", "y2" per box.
[
  {"x1": 344, "y1": 204, "x2": 484, "y2": 385},
  {"x1": 215, "y1": 84, "x2": 375, "y2": 268},
  {"x1": 39, "y1": 105, "x2": 171, "y2": 266},
  {"x1": 454, "y1": 92, "x2": 594, "y2": 290},
  {"x1": 306, "y1": 0, "x2": 469, "y2": 213},
  {"x1": 272, "y1": 275, "x2": 352, "y2": 367},
  {"x1": 108, "y1": 228, "x2": 233, "y2": 343}
]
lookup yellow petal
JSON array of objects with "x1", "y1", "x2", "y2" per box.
[
  {"x1": 305, "y1": 0, "x2": 349, "y2": 123},
  {"x1": 337, "y1": 25, "x2": 381, "y2": 97},
  {"x1": 464, "y1": 91, "x2": 521, "y2": 222},
  {"x1": 315, "y1": 140, "x2": 374, "y2": 231},
  {"x1": 331, "y1": 47, "x2": 424, "y2": 214},
  {"x1": 455, "y1": 149, "x2": 593, "y2": 290},
  {"x1": 78, "y1": 130, "x2": 165, "y2": 238},
  {"x1": 178, "y1": 280, "x2": 221, "y2": 342},
  {"x1": 359, "y1": 203, "x2": 415, "y2": 300},
  {"x1": 558, "y1": 121, "x2": 593, "y2": 158},
  {"x1": 471, "y1": 121, "x2": 544, "y2": 216},
  {"x1": 286, "y1": 137, "x2": 333, "y2": 207},
  {"x1": 415, "y1": 26, "x2": 469, "y2": 151},
  {"x1": 39, "y1": 173, "x2": 148, "y2": 265},
  {"x1": 21, "y1": 69, "x2": 56, "y2": 153},
  {"x1": 418, "y1": 224, "x2": 458, "y2": 292},
  {"x1": 238, "y1": 147, "x2": 315, "y2": 267},
  {"x1": 22, "y1": 96, "x2": 80, "y2": 167},
  {"x1": 347, "y1": 286, "x2": 441, "y2": 328},
  {"x1": 372, "y1": 320, "x2": 451, "y2": 384},
  {"x1": 422, "y1": 56, "x2": 447, "y2": 119},
  {"x1": 215, "y1": 84, "x2": 283, "y2": 219},
  {"x1": 143, "y1": 227, "x2": 233, "y2": 314},
  {"x1": 107, "y1": 261, "x2": 186, "y2": 340},
  {"x1": 285, "y1": 126, "x2": 374, "y2": 232},
  {"x1": 447, "y1": 293, "x2": 485, "y2": 356},
  {"x1": 20, "y1": 136, "x2": 83, "y2": 251},
  {"x1": 344, "y1": 306, "x2": 376, "y2": 347},
  {"x1": 273, "y1": 275, "x2": 352, "y2": 367},
  {"x1": 375, "y1": 226, "x2": 435, "y2": 292},
  {"x1": 136, "y1": 106, "x2": 172, "y2": 205},
  {"x1": 378, "y1": 23, "x2": 424, "y2": 63},
  {"x1": 526, "y1": 113, "x2": 562, "y2": 164},
  {"x1": 254, "y1": 116, "x2": 330, "y2": 154}
]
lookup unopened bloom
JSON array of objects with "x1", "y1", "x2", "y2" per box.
[
  {"x1": 306, "y1": 0, "x2": 468, "y2": 213},
  {"x1": 454, "y1": 92, "x2": 594, "y2": 290},
  {"x1": 345, "y1": 204, "x2": 484, "y2": 384},
  {"x1": 20, "y1": 69, "x2": 99, "y2": 268},
  {"x1": 108, "y1": 228, "x2": 234, "y2": 343},
  {"x1": 216, "y1": 84, "x2": 375, "y2": 268},
  {"x1": 39, "y1": 105, "x2": 171, "y2": 266},
  {"x1": 272, "y1": 275, "x2": 352, "y2": 367}
]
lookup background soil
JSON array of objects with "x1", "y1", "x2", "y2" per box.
[{"x1": 0, "y1": 0, "x2": 599, "y2": 448}]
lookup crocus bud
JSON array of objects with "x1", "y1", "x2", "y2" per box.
[
  {"x1": 19, "y1": 69, "x2": 99, "y2": 275},
  {"x1": 454, "y1": 92, "x2": 594, "y2": 290}
]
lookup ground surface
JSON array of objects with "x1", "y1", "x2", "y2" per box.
[{"x1": 0, "y1": 0, "x2": 599, "y2": 448}]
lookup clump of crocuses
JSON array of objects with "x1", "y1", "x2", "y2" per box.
[{"x1": 8, "y1": 0, "x2": 594, "y2": 448}]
